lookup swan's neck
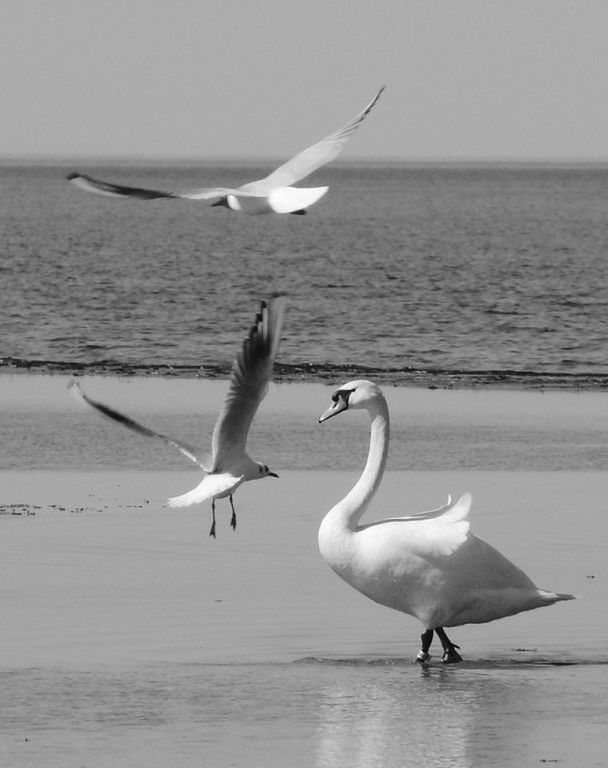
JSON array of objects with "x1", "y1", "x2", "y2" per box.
[{"x1": 329, "y1": 396, "x2": 390, "y2": 532}]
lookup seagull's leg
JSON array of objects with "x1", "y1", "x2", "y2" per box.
[
  {"x1": 416, "y1": 629, "x2": 434, "y2": 664},
  {"x1": 436, "y1": 627, "x2": 462, "y2": 664},
  {"x1": 209, "y1": 499, "x2": 217, "y2": 538},
  {"x1": 229, "y1": 494, "x2": 237, "y2": 531}
]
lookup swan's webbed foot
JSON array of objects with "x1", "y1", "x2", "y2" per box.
[
  {"x1": 209, "y1": 501, "x2": 217, "y2": 539},
  {"x1": 415, "y1": 629, "x2": 434, "y2": 664},
  {"x1": 229, "y1": 494, "x2": 237, "y2": 531},
  {"x1": 441, "y1": 646, "x2": 462, "y2": 664},
  {"x1": 436, "y1": 627, "x2": 462, "y2": 664}
]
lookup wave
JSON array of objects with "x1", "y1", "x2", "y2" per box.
[{"x1": 2, "y1": 356, "x2": 608, "y2": 390}]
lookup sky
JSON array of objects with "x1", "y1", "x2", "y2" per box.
[{"x1": 2, "y1": 0, "x2": 608, "y2": 161}]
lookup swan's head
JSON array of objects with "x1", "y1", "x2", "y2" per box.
[{"x1": 318, "y1": 379, "x2": 382, "y2": 423}]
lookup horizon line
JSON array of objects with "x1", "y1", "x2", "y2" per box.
[{"x1": 2, "y1": 153, "x2": 608, "y2": 167}]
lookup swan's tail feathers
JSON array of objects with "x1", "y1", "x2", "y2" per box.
[
  {"x1": 68, "y1": 378, "x2": 205, "y2": 469},
  {"x1": 539, "y1": 590, "x2": 576, "y2": 604},
  {"x1": 167, "y1": 473, "x2": 244, "y2": 508}
]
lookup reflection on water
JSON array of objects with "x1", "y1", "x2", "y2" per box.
[
  {"x1": 314, "y1": 662, "x2": 606, "y2": 768},
  {"x1": 316, "y1": 666, "x2": 488, "y2": 768},
  {"x1": 2, "y1": 661, "x2": 606, "y2": 768}
]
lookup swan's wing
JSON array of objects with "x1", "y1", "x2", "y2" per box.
[
  {"x1": 67, "y1": 172, "x2": 240, "y2": 203},
  {"x1": 363, "y1": 493, "x2": 472, "y2": 556},
  {"x1": 68, "y1": 379, "x2": 210, "y2": 469},
  {"x1": 210, "y1": 295, "x2": 287, "y2": 470},
  {"x1": 399, "y1": 493, "x2": 471, "y2": 523},
  {"x1": 246, "y1": 86, "x2": 384, "y2": 192}
]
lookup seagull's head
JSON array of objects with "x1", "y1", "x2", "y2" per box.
[
  {"x1": 257, "y1": 462, "x2": 279, "y2": 480},
  {"x1": 318, "y1": 380, "x2": 383, "y2": 423}
]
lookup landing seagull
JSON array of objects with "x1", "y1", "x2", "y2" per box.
[
  {"x1": 69, "y1": 295, "x2": 286, "y2": 537},
  {"x1": 67, "y1": 87, "x2": 384, "y2": 215}
]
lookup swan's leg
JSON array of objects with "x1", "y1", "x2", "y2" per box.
[
  {"x1": 436, "y1": 627, "x2": 462, "y2": 663},
  {"x1": 229, "y1": 495, "x2": 237, "y2": 531},
  {"x1": 209, "y1": 500, "x2": 217, "y2": 538},
  {"x1": 416, "y1": 629, "x2": 434, "y2": 663}
]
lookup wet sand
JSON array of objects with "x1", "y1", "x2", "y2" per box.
[{"x1": 1, "y1": 374, "x2": 607, "y2": 766}]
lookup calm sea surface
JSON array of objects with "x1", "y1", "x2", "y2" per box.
[{"x1": 2, "y1": 162, "x2": 608, "y2": 387}]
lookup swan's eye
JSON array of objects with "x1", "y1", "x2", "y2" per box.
[{"x1": 332, "y1": 388, "x2": 354, "y2": 405}]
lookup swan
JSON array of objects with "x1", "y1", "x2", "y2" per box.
[
  {"x1": 67, "y1": 86, "x2": 384, "y2": 215},
  {"x1": 318, "y1": 380, "x2": 575, "y2": 663},
  {"x1": 69, "y1": 295, "x2": 286, "y2": 537}
]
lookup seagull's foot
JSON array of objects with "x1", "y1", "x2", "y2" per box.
[
  {"x1": 440, "y1": 645, "x2": 462, "y2": 664},
  {"x1": 415, "y1": 650, "x2": 432, "y2": 664},
  {"x1": 228, "y1": 495, "x2": 237, "y2": 531},
  {"x1": 209, "y1": 520, "x2": 216, "y2": 538}
]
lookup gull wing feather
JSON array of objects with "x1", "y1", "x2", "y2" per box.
[
  {"x1": 68, "y1": 379, "x2": 210, "y2": 470},
  {"x1": 210, "y1": 295, "x2": 286, "y2": 470},
  {"x1": 67, "y1": 172, "x2": 240, "y2": 203},
  {"x1": 246, "y1": 86, "x2": 385, "y2": 193}
]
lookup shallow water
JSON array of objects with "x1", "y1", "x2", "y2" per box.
[
  {"x1": 2, "y1": 375, "x2": 608, "y2": 766},
  {"x1": 2, "y1": 374, "x2": 608, "y2": 471},
  {"x1": 2, "y1": 661, "x2": 607, "y2": 768},
  {"x1": 2, "y1": 466, "x2": 607, "y2": 766}
]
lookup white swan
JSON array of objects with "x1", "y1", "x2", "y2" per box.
[
  {"x1": 69, "y1": 295, "x2": 286, "y2": 537},
  {"x1": 318, "y1": 380, "x2": 575, "y2": 663},
  {"x1": 67, "y1": 87, "x2": 384, "y2": 215}
]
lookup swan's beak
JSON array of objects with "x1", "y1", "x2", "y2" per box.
[{"x1": 319, "y1": 398, "x2": 348, "y2": 423}]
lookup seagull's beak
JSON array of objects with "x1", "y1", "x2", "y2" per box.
[
  {"x1": 318, "y1": 397, "x2": 348, "y2": 423},
  {"x1": 268, "y1": 471, "x2": 279, "y2": 478}
]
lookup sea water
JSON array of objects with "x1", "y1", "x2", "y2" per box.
[
  {"x1": 2, "y1": 162, "x2": 608, "y2": 384},
  {"x1": 2, "y1": 162, "x2": 608, "y2": 766}
]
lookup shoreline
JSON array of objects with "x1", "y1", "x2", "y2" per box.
[{"x1": 2, "y1": 359, "x2": 608, "y2": 391}]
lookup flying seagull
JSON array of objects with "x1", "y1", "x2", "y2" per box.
[
  {"x1": 67, "y1": 87, "x2": 384, "y2": 215},
  {"x1": 69, "y1": 295, "x2": 286, "y2": 537}
]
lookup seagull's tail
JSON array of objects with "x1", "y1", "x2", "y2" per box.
[
  {"x1": 167, "y1": 488, "x2": 208, "y2": 508},
  {"x1": 167, "y1": 473, "x2": 244, "y2": 508}
]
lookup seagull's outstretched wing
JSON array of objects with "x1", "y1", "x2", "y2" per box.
[
  {"x1": 67, "y1": 172, "x2": 239, "y2": 203},
  {"x1": 210, "y1": 295, "x2": 286, "y2": 471},
  {"x1": 68, "y1": 379, "x2": 210, "y2": 469},
  {"x1": 247, "y1": 86, "x2": 385, "y2": 193}
]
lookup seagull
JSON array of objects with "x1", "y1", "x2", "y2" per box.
[
  {"x1": 67, "y1": 87, "x2": 384, "y2": 215},
  {"x1": 318, "y1": 379, "x2": 575, "y2": 663},
  {"x1": 69, "y1": 295, "x2": 286, "y2": 537}
]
